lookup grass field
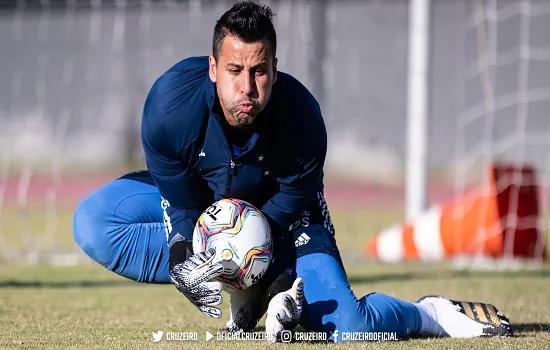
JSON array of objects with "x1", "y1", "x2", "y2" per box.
[{"x1": 1, "y1": 204, "x2": 550, "y2": 349}]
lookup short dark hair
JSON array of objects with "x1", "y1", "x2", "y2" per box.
[{"x1": 212, "y1": 1, "x2": 277, "y2": 61}]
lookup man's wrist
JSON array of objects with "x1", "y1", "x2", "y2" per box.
[{"x1": 169, "y1": 240, "x2": 194, "y2": 270}]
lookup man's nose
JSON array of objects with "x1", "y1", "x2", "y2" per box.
[{"x1": 240, "y1": 72, "x2": 255, "y2": 95}]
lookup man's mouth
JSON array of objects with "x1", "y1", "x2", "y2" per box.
[{"x1": 238, "y1": 103, "x2": 253, "y2": 113}]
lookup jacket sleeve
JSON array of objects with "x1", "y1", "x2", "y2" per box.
[
  {"x1": 141, "y1": 76, "x2": 211, "y2": 267},
  {"x1": 260, "y1": 99, "x2": 327, "y2": 239}
]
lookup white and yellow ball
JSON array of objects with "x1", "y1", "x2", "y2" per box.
[{"x1": 192, "y1": 198, "x2": 273, "y2": 290}]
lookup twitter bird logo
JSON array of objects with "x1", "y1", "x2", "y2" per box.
[{"x1": 152, "y1": 331, "x2": 164, "y2": 343}]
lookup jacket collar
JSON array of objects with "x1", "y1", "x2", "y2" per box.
[{"x1": 204, "y1": 73, "x2": 216, "y2": 112}]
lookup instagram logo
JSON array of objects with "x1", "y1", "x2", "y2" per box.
[{"x1": 280, "y1": 330, "x2": 292, "y2": 343}]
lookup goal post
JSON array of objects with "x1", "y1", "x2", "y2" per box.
[{"x1": 405, "y1": 0, "x2": 432, "y2": 221}]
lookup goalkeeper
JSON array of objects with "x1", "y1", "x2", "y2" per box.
[{"x1": 73, "y1": 1, "x2": 512, "y2": 342}]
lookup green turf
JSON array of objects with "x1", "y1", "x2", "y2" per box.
[
  {"x1": 1, "y1": 205, "x2": 550, "y2": 348},
  {"x1": 1, "y1": 263, "x2": 549, "y2": 349}
]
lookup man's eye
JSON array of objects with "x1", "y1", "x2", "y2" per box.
[
  {"x1": 229, "y1": 69, "x2": 240, "y2": 74},
  {"x1": 256, "y1": 70, "x2": 266, "y2": 75}
]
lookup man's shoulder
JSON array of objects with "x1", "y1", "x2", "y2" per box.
[
  {"x1": 271, "y1": 71, "x2": 325, "y2": 137},
  {"x1": 148, "y1": 56, "x2": 210, "y2": 112},
  {"x1": 275, "y1": 71, "x2": 317, "y2": 103},
  {"x1": 142, "y1": 56, "x2": 210, "y2": 153},
  {"x1": 165, "y1": 56, "x2": 210, "y2": 77}
]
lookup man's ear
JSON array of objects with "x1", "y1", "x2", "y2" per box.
[
  {"x1": 272, "y1": 57, "x2": 278, "y2": 85},
  {"x1": 208, "y1": 55, "x2": 217, "y2": 83}
]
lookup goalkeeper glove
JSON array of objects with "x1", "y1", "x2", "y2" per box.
[
  {"x1": 170, "y1": 247, "x2": 224, "y2": 318},
  {"x1": 265, "y1": 277, "x2": 304, "y2": 342}
]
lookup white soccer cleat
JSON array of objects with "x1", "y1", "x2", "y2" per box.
[
  {"x1": 416, "y1": 295, "x2": 513, "y2": 338},
  {"x1": 225, "y1": 283, "x2": 266, "y2": 333}
]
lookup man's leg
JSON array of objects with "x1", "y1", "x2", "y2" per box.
[
  {"x1": 292, "y1": 193, "x2": 422, "y2": 342},
  {"x1": 73, "y1": 176, "x2": 170, "y2": 284}
]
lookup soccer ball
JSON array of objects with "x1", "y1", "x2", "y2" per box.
[{"x1": 192, "y1": 198, "x2": 273, "y2": 291}]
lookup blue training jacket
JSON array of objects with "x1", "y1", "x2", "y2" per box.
[{"x1": 135, "y1": 56, "x2": 327, "y2": 258}]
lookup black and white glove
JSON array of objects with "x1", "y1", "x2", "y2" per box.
[
  {"x1": 170, "y1": 248, "x2": 224, "y2": 318},
  {"x1": 225, "y1": 267, "x2": 298, "y2": 333},
  {"x1": 265, "y1": 278, "x2": 304, "y2": 342}
]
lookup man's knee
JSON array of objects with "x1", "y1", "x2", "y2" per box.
[
  {"x1": 73, "y1": 178, "x2": 170, "y2": 284},
  {"x1": 73, "y1": 189, "x2": 116, "y2": 268}
]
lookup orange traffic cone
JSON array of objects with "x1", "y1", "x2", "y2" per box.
[{"x1": 366, "y1": 164, "x2": 547, "y2": 263}]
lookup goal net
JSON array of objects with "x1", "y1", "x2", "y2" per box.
[{"x1": 452, "y1": 0, "x2": 550, "y2": 268}]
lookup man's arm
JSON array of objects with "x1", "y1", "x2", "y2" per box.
[
  {"x1": 261, "y1": 100, "x2": 327, "y2": 238},
  {"x1": 256, "y1": 94, "x2": 326, "y2": 340},
  {"x1": 261, "y1": 152, "x2": 325, "y2": 232},
  {"x1": 141, "y1": 74, "x2": 224, "y2": 318},
  {"x1": 142, "y1": 104, "x2": 209, "y2": 266},
  {"x1": 141, "y1": 72, "x2": 212, "y2": 265}
]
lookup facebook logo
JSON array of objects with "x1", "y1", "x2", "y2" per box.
[{"x1": 330, "y1": 330, "x2": 339, "y2": 342}]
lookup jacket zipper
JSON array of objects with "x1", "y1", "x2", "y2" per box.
[{"x1": 227, "y1": 153, "x2": 235, "y2": 190}]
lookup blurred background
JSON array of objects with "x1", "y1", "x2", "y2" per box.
[{"x1": 0, "y1": 0, "x2": 549, "y2": 265}]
